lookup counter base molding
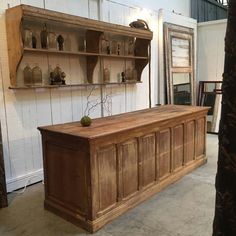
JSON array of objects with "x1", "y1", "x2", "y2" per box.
[{"x1": 38, "y1": 105, "x2": 209, "y2": 233}]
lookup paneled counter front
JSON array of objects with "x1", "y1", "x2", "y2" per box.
[{"x1": 38, "y1": 105, "x2": 209, "y2": 232}]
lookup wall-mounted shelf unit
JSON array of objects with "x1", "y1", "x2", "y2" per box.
[{"x1": 6, "y1": 5, "x2": 153, "y2": 88}]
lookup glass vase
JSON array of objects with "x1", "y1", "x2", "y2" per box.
[
  {"x1": 32, "y1": 65, "x2": 42, "y2": 85},
  {"x1": 23, "y1": 64, "x2": 32, "y2": 85},
  {"x1": 23, "y1": 28, "x2": 33, "y2": 48}
]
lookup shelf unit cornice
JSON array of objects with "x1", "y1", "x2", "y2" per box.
[{"x1": 10, "y1": 4, "x2": 153, "y2": 40}]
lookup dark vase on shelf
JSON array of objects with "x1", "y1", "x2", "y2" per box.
[
  {"x1": 32, "y1": 34, "x2": 37, "y2": 49},
  {"x1": 40, "y1": 23, "x2": 48, "y2": 49},
  {"x1": 121, "y1": 72, "x2": 126, "y2": 82},
  {"x1": 57, "y1": 35, "x2": 64, "y2": 51}
]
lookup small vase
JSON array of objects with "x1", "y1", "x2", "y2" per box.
[{"x1": 57, "y1": 35, "x2": 64, "y2": 51}]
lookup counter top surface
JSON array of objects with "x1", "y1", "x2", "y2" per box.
[{"x1": 38, "y1": 105, "x2": 209, "y2": 139}]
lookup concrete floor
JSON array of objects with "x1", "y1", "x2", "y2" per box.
[{"x1": 0, "y1": 134, "x2": 218, "y2": 236}]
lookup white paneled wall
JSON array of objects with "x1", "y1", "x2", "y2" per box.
[{"x1": 0, "y1": 0, "x2": 191, "y2": 191}]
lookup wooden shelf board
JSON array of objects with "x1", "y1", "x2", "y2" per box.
[
  {"x1": 24, "y1": 48, "x2": 148, "y2": 60},
  {"x1": 24, "y1": 48, "x2": 99, "y2": 57},
  {"x1": 100, "y1": 54, "x2": 148, "y2": 60},
  {"x1": 9, "y1": 81, "x2": 142, "y2": 90}
]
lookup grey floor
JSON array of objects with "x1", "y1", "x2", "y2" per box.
[{"x1": 0, "y1": 134, "x2": 218, "y2": 236}]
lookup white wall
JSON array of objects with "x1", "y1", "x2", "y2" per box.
[
  {"x1": 197, "y1": 19, "x2": 226, "y2": 133},
  {"x1": 197, "y1": 19, "x2": 226, "y2": 83},
  {"x1": 0, "y1": 0, "x2": 192, "y2": 192},
  {"x1": 105, "y1": 0, "x2": 191, "y2": 17}
]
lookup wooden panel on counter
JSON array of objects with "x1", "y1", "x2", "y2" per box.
[{"x1": 38, "y1": 105, "x2": 209, "y2": 233}]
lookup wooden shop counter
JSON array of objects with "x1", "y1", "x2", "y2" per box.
[{"x1": 38, "y1": 105, "x2": 209, "y2": 232}]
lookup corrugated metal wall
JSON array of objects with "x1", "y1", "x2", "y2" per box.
[{"x1": 191, "y1": 0, "x2": 227, "y2": 22}]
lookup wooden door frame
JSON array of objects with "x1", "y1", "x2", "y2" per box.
[{"x1": 164, "y1": 23, "x2": 195, "y2": 105}]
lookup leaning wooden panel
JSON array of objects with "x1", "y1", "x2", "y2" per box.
[{"x1": 38, "y1": 105, "x2": 209, "y2": 233}]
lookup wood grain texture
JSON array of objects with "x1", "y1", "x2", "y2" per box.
[
  {"x1": 39, "y1": 105, "x2": 208, "y2": 232},
  {"x1": 158, "y1": 128, "x2": 171, "y2": 179},
  {"x1": 185, "y1": 121, "x2": 195, "y2": 164},
  {"x1": 118, "y1": 139, "x2": 138, "y2": 199},
  {"x1": 172, "y1": 124, "x2": 184, "y2": 171},
  {"x1": 139, "y1": 134, "x2": 156, "y2": 188}
]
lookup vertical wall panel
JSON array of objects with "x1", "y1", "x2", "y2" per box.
[
  {"x1": 45, "y1": 0, "x2": 89, "y2": 16},
  {"x1": 20, "y1": 0, "x2": 44, "y2": 8}
]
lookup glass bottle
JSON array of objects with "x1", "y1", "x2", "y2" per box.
[
  {"x1": 128, "y1": 38, "x2": 135, "y2": 55},
  {"x1": 125, "y1": 68, "x2": 132, "y2": 80},
  {"x1": 23, "y1": 64, "x2": 32, "y2": 85},
  {"x1": 78, "y1": 36, "x2": 86, "y2": 52},
  {"x1": 32, "y1": 33, "x2": 37, "y2": 49},
  {"x1": 101, "y1": 36, "x2": 109, "y2": 54},
  {"x1": 32, "y1": 65, "x2": 42, "y2": 85},
  {"x1": 48, "y1": 32, "x2": 57, "y2": 49},
  {"x1": 110, "y1": 40, "x2": 117, "y2": 55},
  {"x1": 103, "y1": 68, "x2": 110, "y2": 83},
  {"x1": 23, "y1": 28, "x2": 33, "y2": 48},
  {"x1": 40, "y1": 23, "x2": 48, "y2": 49}
]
